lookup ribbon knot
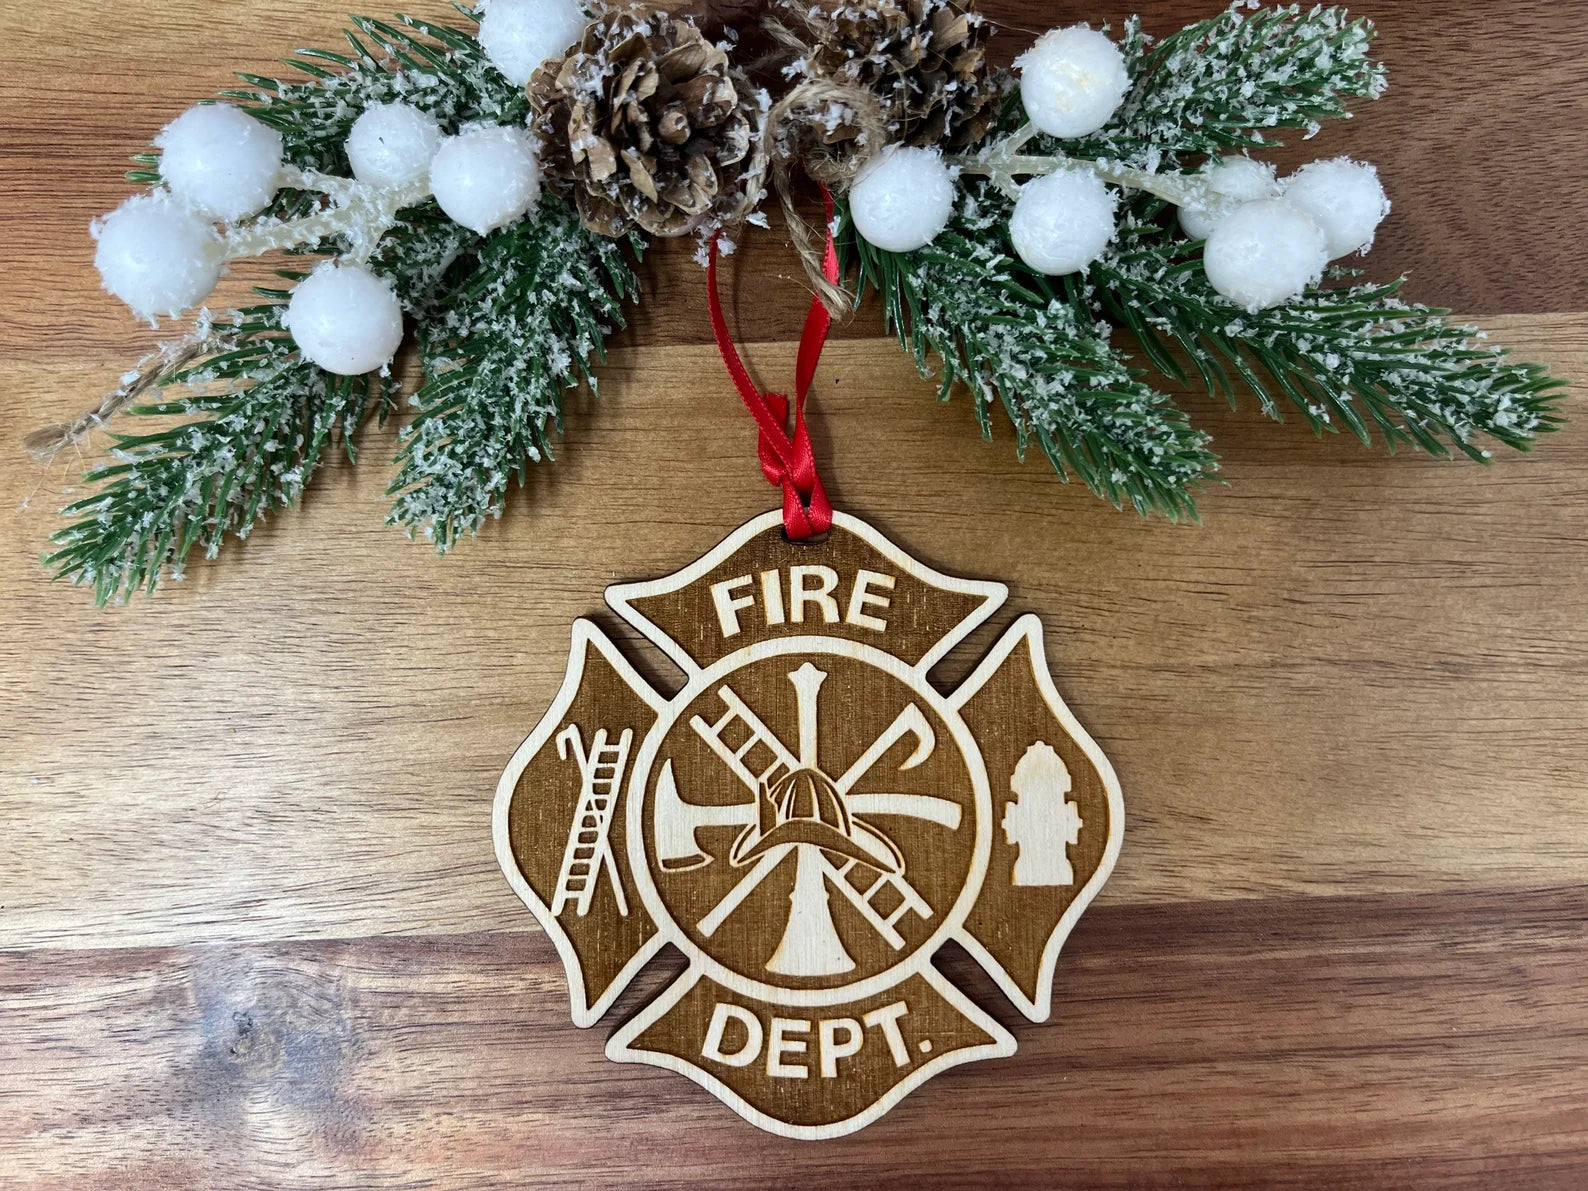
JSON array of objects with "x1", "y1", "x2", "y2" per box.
[
  {"x1": 754, "y1": 390, "x2": 829, "y2": 540},
  {"x1": 706, "y1": 187, "x2": 839, "y2": 541}
]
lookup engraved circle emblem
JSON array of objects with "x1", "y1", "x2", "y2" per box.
[{"x1": 627, "y1": 638, "x2": 991, "y2": 1005}]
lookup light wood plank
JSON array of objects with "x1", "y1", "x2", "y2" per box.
[{"x1": 3, "y1": 322, "x2": 1584, "y2": 951}]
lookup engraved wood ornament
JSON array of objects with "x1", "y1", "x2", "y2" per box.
[{"x1": 493, "y1": 511, "x2": 1124, "y2": 1138}]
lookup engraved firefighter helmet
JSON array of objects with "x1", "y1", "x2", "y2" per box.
[{"x1": 728, "y1": 767, "x2": 905, "y2": 875}]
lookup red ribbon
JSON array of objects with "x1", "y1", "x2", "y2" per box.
[{"x1": 706, "y1": 187, "x2": 838, "y2": 540}]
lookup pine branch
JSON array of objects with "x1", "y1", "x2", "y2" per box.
[
  {"x1": 43, "y1": 198, "x2": 486, "y2": 606},
  {"x1": 840, "y1": 186, "x2": 1218, "y2": 519},
  {"x1": 54, "y1": 11, "x2": 643, "y2": 598},
  {"x1": 1074, "y1": 4, "x2": 1386, "y2": 166},
  {"x1": 388, "y1": 199, "x2": 642, "y2": 550},
  {"x1": 1095, "y1": 212, "x2": 1570, "y2": 459},
  {"x1": 43, "y1": 300, "x2": 385, "y2": 605},
  {"x1": 371, "y1": 200, "x2": 481, "y2": 311}
]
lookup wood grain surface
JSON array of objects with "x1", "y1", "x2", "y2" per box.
[{"x1": 1, "y1": 0, "x2": 1586, "y2": 1186}]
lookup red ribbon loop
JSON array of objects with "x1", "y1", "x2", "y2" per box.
[{"x1": 706, "y1": 187, "x2": 839, "y2": 540}]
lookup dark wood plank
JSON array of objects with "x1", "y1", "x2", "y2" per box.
[{"x1": 2, "y1": 887, "x2": 1585, "y2": 1188}]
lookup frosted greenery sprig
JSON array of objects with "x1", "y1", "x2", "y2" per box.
[
  {"x1": 42, "y1": 297, "x2": 387, "y2": 605},
  {"x1": 390, "y1": 202, "x2": 642, "y2": 550},
  {"x1": 211, "y1": 15, "x2": 528, "y2": 173},
  {"x1": 837, "y1": 2, "x2": 1561, "y2": 501},
  {"x1": 1095, "y1": 214, "x2": 1567, "y2": 457},
  {"x1": 1071, "y1": 3, "x2": 1387, "y2": 166},
  {"x1": 44, "y1": 13, "x2": 637, "y2": 603},
  {"x1": 842, "y1": 184, "x2": 1218, "y2": 520},
  {"x1": 36, "y1": 1, "x2": 1568, "y2": 602},
  {"x1": 841, "y1": 173, "x2": 1564, "y2": 517},
  {"x1": 936, "y1": 4, "x2": 1392, "y2": 312}
]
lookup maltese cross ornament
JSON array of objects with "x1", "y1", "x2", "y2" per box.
[{"x1": 494, "y1": 512, "x2": 1123, "y2": 1139}]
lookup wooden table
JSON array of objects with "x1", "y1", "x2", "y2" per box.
[{"x1": 3, "y1": 2, "x2": 1585, "y2": 1186}]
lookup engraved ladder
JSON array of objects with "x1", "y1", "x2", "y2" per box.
[{"x1": 552, "y1": 725, "x2": 633, "y2": 918}]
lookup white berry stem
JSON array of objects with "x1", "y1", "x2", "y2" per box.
[
  {"x1": 957, "y1": 122, "x2": 1223, "y2": 212},
  {"x1": 220, "y1": 165, "x2": 430, "y2": 266}
]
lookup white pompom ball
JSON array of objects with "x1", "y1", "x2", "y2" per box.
[
  {"x1": 849, "y1": 146, "x2": 956, "y2": 254},
  {"x1": 346, "y1": 102, "x2": 443, "y2": 191},
  {"x1": 1203, "y1": 199, "x2": 1329, "y2": 311},
  {"x1": 286, "y1": 263, "x2": 405, "y2": 375},
  {"x1": 1283, "y1": 157, "x2": 1390, "y2": 260},
  {"x1": 478, "y1": 0, "x2": 587, "y2": 87},
  {"x1": 1009, "y1": 170, "x2": 1117, "y2": 276},
  {"x1": 430, "y1": 125, "x2": 542, "y2": 235},
  {"x1": 93, "y1": 194, "x2": 223, "y2": 320},
  {"x1": 1178, "y1": 157, "x2": 1280, "y2": 241},
  {"x1": 156, "y1": 103, "x2": 284, "y2": 222},
  {"x1": 1016, "y1": 26, "x2": 1131, "y2": 140}
]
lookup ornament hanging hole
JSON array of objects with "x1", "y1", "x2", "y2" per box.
[{"x1": 781, "y1": 526, "x2": 831, "y2": 548}]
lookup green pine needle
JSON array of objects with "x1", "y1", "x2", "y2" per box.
[
  {"x1": 1096, "y1": 211, "x2": 1570, "y2": 459},
  {"x1": 1074, "y1": 4, "x2": 1387, "y2": 165},
  {"x1": 841, "y1": 188, "x2": 1218, "y2": 520},
  {"x1": 44, "y1": 304, "x2": 384, "y2": 605},
  {"x1": 388, "y1": 200, "x2": 642, "y2": 551}
]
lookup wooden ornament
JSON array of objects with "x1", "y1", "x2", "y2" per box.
[{"x1": 494, "y1": 511, "x2": 1124, "y2": 1138}]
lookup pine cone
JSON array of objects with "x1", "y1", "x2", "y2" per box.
[
  {"x1": 777, "y1": 0, "x2": 998, "y2": 152},
  {"x1": 530, "y1": 8, "x2": 769, "y2": 238}
]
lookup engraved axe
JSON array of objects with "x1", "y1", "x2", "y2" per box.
[{"x1": 653, "y1": 759, "x2": 758, "y2": 872}]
